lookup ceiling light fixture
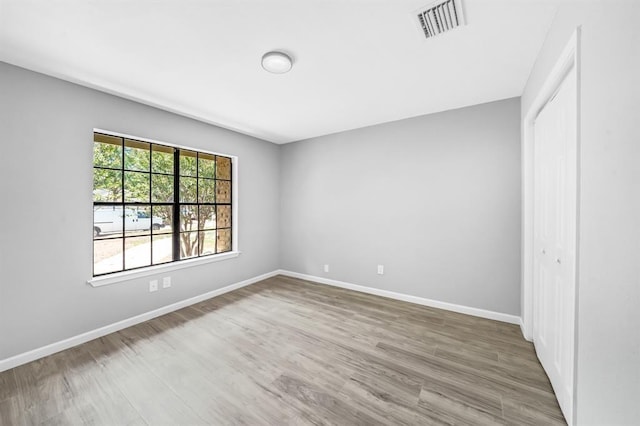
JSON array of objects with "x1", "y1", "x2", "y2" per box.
[{"x1": 261, "y1": 51, "x2": 292, "y2": 74}]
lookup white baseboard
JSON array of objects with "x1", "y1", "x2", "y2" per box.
[
  {"x1": 1, "y1": 269, "x2": 522, "y2": 372},
  {"x1": 277, "y1": 270, "x2": 521, "y2": 325},
  {"x1": 0, "y1": 270, "x2": 280, "y2": 373},
  {"x1": 520, "y1": 318, "x2": 533, "y2": 342}
]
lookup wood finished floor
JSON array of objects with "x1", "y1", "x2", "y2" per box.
[{"x1": 0, "y1": 275, "x2": 565, "y2": 425}]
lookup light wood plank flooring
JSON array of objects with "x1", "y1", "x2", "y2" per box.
[{"x1": 0, "y1": 275, "x2": 565, "y2": 425}]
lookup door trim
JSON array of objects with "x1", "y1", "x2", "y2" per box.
[{"x1": 522, "y1": 28, "x2": 581, "y2": 425}]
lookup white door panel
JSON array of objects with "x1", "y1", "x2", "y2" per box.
[{"x1": 533, "y1": 66, "x2": 576, "y2": 424}]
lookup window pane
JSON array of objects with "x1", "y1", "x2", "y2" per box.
[
  {"x1": 152, "y1": 173, "x2": 174, "y2": 202},
  {"x1": 198, "y1": 205, "x2": 216, "y2": 230},
  {"x1": 93, "y1": 169, "x2": 122, "y2": 202},
  {"x1": 217, "y1": 228, "x2": 231, "y2": 252},
  {"x1": 179, "y1": 205, "x2": 198, "y2": 232},
  {"x1": 124, "y1": 171, "x2": 150, "y2": 202},
  {"x1": 217, "y1": 205, "x2": 231, "y2": 228},
  {"x1": 179, "y1": 232, "x2": 199, "y2": 259},
  {"x1": 216, "y1": 156, "x2": 231, "y2": 180},
  {"x1": 152, "y1": 234, "x2": 172, "y2": 265},
  {"x1": 180, "y1": 150, "x2": 197, "y2": 176},
  {"x1": 199, "y1": 230, "x2": 216, "y2": 256},
  {"x1": 94, "y1": 238, "x2": 123, "y2": 275},
  {"x1": 198, "y1": 153, "x2": 215, "y2": 178},
  {"x1": 94, "y1": 206, "x2": 123, "y2": 238},
  {"x1": 180, "y1": 176, "x2": 197, "y2": 202},
  {"x1": 198, "y1": 178, "x2": 215, "y2": 203},
  {"x1": 216, "y1": 180, "x2": 231, "y2": 204},
  {"x1": 152, "y1": 144, "x2": 174, "y2": 174},
  {"x1": 124, "y1": 206, "x2": 152, "y2": 235},
  {"x1": 152, "y1": 205, "x2": 172, "y2": 234},
  {"x1": 124, "y1": 139, "x2": 150, "y2": 171},
  {"x1": 125, "y1": 236, "x2": 151, "y2": 269},
  {"x1": 94, "y1": 134, "x2": 122, "y2": 168}
]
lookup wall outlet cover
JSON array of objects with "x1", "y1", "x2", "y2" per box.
[{"x1": 149, "y1": 280, "x2": 159, "y2": 292}]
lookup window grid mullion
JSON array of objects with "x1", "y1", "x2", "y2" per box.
[
  {"x1": 149, "y1": 144, "x2": 153, "y2": 265},
  {"x1": 120, "y1": 136, "x2": 125, "y2": 272},
  {"x1": 172, "y1": 148, "x2": 180, "y2": 262}
]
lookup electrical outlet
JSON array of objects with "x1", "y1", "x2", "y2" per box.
[
  {"x1": 162, "y1": 276, "x2": 171, "y2": 288},
  {"x1": 377, "y1": 265, "x2": 384, "y2": 275},
  {"x1": 324, "y1": 264, "x2": 330, "y2": 273},
  {"x1": 149, "y1": 280, "x2": 159, "y2": 292}
]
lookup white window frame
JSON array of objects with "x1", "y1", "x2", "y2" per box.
[{"x1": 88, "y1": 128, "x2": 240, "y2": 287}]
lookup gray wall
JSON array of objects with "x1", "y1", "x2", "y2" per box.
[
  {"x1": 522, "y1": 2, "x2": 640, "y2": 424},
  {"x1": 280, "y1": 98, "x2": 521, "y2": 316},
  {"x1": 0, "y1": 62, "x2": 280, "y2": 360}
]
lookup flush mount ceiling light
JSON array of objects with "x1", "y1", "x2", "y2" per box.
[{"x1": 261, "y1": 51, "x2": 292, "y2": 74}]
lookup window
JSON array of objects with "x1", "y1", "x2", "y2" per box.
[{"x1": 93, "y1": 132, "x2": 233, "y2": 276}]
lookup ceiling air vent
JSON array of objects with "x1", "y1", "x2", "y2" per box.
[{"x1": 415, "y1": 0, "x2": 465, "y2": 40}]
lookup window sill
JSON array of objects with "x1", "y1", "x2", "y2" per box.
[{"x1": 88, "y1": 251, "x2": 241, "y2": 287}]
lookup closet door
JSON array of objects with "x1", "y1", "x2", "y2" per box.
[{"x1": 533, "y1": 66, "x2": 577, "y2": 424}]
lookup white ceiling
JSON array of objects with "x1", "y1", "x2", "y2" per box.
[{"x1": 0, "y1": 0, "x2": 557, "y2": 144}]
